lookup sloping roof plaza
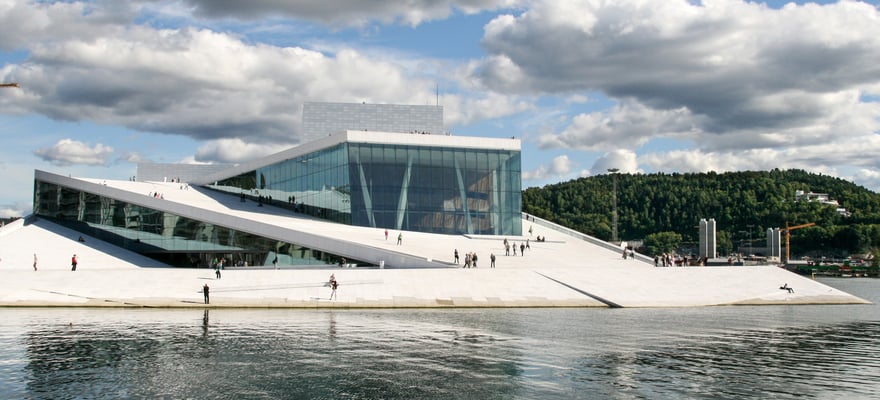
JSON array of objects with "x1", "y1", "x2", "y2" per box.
[{"x1": 0, "y1": 175, "x2": 868, "y2": 308}]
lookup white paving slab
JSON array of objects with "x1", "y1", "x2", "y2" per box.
[{"x1": 0, "y1": 177, "x2": 870, "y2": 308}]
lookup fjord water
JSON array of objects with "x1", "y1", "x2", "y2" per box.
[{"x1": 1, "y1": 278, "x2": 878, "y2": 399}]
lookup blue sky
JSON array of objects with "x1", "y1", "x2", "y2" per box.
[{"x1": 1, "y1": 0, "x2": 879, "y2": 217}]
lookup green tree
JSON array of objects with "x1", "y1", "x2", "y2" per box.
[{"x1": 644, "y1": 231, "x2": 682, "y2": 255}]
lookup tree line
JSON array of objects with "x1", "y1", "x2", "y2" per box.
[{"x1": 522, "y1": 169, "x2": 880, "y2": 258}]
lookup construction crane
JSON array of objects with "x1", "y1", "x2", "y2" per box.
[
  {"x1": 0, "y1": 82, "x2": 20, "y2": 88},
  {"x1": 783, "y1": 222, "x2": 815, "y2": 263}
]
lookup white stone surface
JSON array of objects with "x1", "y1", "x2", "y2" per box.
[{"x1": 0, "y1": 177, "x2": 869, "y2": 308}]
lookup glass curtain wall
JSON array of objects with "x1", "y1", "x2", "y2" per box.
[
  {"x1": 210, "y1": 142, "x2": 521, "y2": 235},
  {"x1": 348, "y1": 143, "x2": 521, "y2": 235},
  {"x1": 33, "y1": 181, "x2": 364, "y2": 268},
  {"x1": 212, "y1": 145, "x2": 351, "y2": 224}
]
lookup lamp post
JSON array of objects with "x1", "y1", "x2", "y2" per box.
[{"x1": 608, "y1": 168, "x2": 619, "y2": 243}]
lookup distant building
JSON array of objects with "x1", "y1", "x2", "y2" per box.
[
  {"x1": 699, "y1": 218, "x2": 716, "y2": 259},
  {"x1": 767, "y1": 227, "x2": 782, "y2": 259},
  {"x1": 794, "y1": 190, "x2": 851, "y2": 217}
]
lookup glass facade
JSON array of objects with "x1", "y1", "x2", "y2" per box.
[
  {"x1": 212, "y1": 142, "x2": 522, "y2": 235},
  {"x1": 33, "y1": 181, "x2": 367, "y2": 268}
]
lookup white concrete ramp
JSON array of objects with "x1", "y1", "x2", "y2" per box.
[{"x1": 0, "y1": 178, "x2": 870, "y2": 308}]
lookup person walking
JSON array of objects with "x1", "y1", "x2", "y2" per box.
[
  {"x1": 33, "y1": 253, "x2": 38, "y2": 271},
  {"x1": 71, "y1": 254, "x2": 78, "y2": 271},
  {"x1": 520, "y1": 243, "x2": 525, "y2": 256},
  {"x1": 215, "y1": 264, "x2": 221, "y2": 279},
  {"x1": 273, "y1": 255, "x2": 278, "y2": 269},
  {"x1": 385, "y1": 229, "x2": 389, "y2": 240},
  {"x1": 329, "y1": 275, "x2": 339, "y2": 300},
  {"x1": 203, "y1": 284, "x2": 210, "y2": 304},
  {"x1": 454, "y1": 249, "x2": 459, "y2": 264},
  {"x1": 397, "y1": 232, "x2": 402, "y2": 245},
  {"x1": 490, "y1": 253, "x2": 496, "y2": 268}
]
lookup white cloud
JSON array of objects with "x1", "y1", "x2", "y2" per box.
[
  {"x1": 442, "y1": 92, "x2": 533, "y2": 127},
  {"x1": 0, "y1": 1, "x2": 133, "y2": 50},
  {"x1": 193, "y1": 138, "x2": 288, "y2": 163},
  {"x1": 2, "y1": 24, "x2": 454, "y2": 145},
  {"x1": 523, "y1": 154, "x2": 575, "y2": 181},
  {"x1": 637, "y1": 132, "x2": 880, "y2": 191},
  {"x1": 33, "y1": 138, "x2": 113, "y2": 166},
  {"x1": 477, "y1": 0, "x2": 880, "y2": 190},
  {"x1": 536, "y1": 100, "x2": 700, "y2": 151},
  {"x1": 590, "y1": 150, "x2": 640, "y2": 176},
  {"x1": 480, "y1": 0, "x2": 880, "y2": 138}
]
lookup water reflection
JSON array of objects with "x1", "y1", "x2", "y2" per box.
[{"x1": 1, "y1": 279, "x2": 878, "y2": 399}]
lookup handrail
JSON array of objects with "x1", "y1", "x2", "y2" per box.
[{"x1": 522, "y1": 212, "x2": 653, "y2": 264}]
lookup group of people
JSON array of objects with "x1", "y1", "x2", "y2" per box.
[
  {"x1": 455, "y1": 250, "x2": 486, "y2": 268},
  {"x1": 503, "y1": 238, "x2": 529, "y2": 256},
  {"x1": 652, "y1": 253, "x2": 708, "y2": 267}
]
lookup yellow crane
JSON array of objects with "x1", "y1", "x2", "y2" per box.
[
  {"x1": 783, "y1": 222, "x2": 815, "y2": 263},
  {"x1": 0, "y1": 82, "x2": 20, "y2": 88}
]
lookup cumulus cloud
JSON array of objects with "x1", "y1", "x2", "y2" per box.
[
  {"x1": 1, "y1": 24, "x2": 450, "y2": 146},
  {"x1": 0, "y1": 200, "x2": 31, "y2": 218},
  {"x1": 0, "y1": 1, "x2": 536, "y2": 157},
  {"x1": 590, "y1": 150, "x2": 640, "y2": 176},
  {"x1": 177, "y1": 0, "x2": 521, "y2": 27},
  {"x1": 477, "y1": 0, "x2": 880, "y2": 186},
  {"x1": 537, "y1": 100, "x2": 701, "y2": 151},
  {"x1": 0, "y1": 1, "x2": 134, "y2": 50},
  {"x1": 442, "y1": 92, "x2": 533, "y2": 127},
  {"x1": 193, "y1": 138, "x2": 289, "y2": 163},
  {"x1": 638, "y1": 132, "x2": 880, "y2": 176},
  {"x1": 33, "y1": 138, "x2": 114, "y2": 166},
  {"x1": 523, "y1": 154, "x2": 574, "y2": 181}
]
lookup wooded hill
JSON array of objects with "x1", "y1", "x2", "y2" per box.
[{"x1": 522, "y1": 169, "x2": 880, "y2": 258}]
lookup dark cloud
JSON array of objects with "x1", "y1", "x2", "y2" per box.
[
  {"x1": 478, "y1": 0, "x2": 880, "y2": 138},
  {"x1": 180, "y1": 0, "x2": 510, "y2": 26}
]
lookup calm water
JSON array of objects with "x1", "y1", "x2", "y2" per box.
[{"x1": 0, "y1": 278, "x2": 878, "y2": 400}]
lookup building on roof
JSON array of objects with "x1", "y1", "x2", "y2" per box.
[{"x1": 302, "y1": 102, "x2": 445, "y2": 142}]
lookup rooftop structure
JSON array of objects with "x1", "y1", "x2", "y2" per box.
[{"x1": 301, "y1": 102, "x2": 444, "y2": 142}]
